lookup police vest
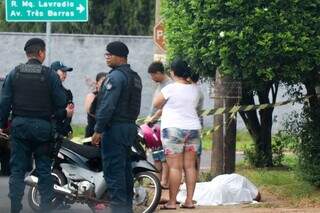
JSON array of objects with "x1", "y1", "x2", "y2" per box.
[
  {"x1": 112, "y1": 66, "x2": 142, "y2": 123},
  {"x1": 12, "y1": 64, "x2": 53, "y2": 120}
]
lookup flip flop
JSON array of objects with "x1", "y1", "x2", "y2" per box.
[
  {"x1": 159, "y1": 198, "x2": 169, "y2": 204},
  {"x1": 159, "y1": 200, "x2": 180, "y2": 205},
  {"x1": 161, "y1": 185, "x2": 169, "y2": 190},
  {"x1": 180, "y1": 204, "x2": 195, "y2": 209},
  {"x1": 160, "y1": 204, "x2": 176, "y2": 210}
]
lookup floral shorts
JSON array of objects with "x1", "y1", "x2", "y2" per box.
[{"x1": 161, "y1": 128, "x2": 201, "y2": 155}]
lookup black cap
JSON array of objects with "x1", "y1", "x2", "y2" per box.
[
  {"x1": 106, "y1": 41, "x2": 129, "y2": 58},
  {"x1": 50, "y1": 61, "x2": 73, "y2": 72},
  {"x1": 24, "y1": 38, "x2": 45, "y2": 52}
]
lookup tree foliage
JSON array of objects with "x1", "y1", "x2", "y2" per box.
[
  {"x1": 0, "y1": 0, "x2": 155, "y2": 35},
  {"x1": 283, "y1": 107, "x2": 320, "y2": 186},
  {"x1": 163, "y1": 0, "x2": 319, "y2": 83},
  {"x1": 163, "y1": 0, "x2": 320, "y2": 167}
]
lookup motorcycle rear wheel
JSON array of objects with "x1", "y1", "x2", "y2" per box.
[
  {"x1": 27, "y1": 169, "x2": 67, "y2": 212},
  {"x1": 133, "y1": 171, "x2": 161, "y2": 213}
]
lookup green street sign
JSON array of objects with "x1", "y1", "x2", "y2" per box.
[{"x1": 5, "y1": 0, "x2": 88, "y2": 22}]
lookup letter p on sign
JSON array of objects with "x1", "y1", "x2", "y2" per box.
[{"x1": 153, "y1": 21, "x2": 166, "y2": 52}]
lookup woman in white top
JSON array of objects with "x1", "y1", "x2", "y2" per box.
[{"x1": 154, "y1": 58, "x2": 202, "y2": 209}]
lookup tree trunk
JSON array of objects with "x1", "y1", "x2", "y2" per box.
[
  {"x1": 256, "y1": 107, "x2": 273, "y2": 167},
  {"x1": 239, "y1": 83, "x2": 276, "y2": 167},
  {"x1": 304, "y1": 76, "x2": 320, "y2": 108}
]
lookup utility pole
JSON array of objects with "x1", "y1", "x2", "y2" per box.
[
  {"x1": 212, "y1": 70, "x2": 241, "y2": 176},
  {"x1": 212, "y1": 70, "x2": 224, "y2": 175}
]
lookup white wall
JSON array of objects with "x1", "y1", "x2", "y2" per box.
[{"x1": 0, "y1": 32, "x2": 301, "y2": 131}]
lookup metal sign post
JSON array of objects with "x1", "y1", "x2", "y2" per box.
[{"x1": 46, "y1": 22, "x2": 51, "y2": 64}]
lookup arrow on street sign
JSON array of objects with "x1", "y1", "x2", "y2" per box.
[
  {"x1": 5, "y1": 0, "x2": 89, "y2": 22},
  {"x1": 76, "y1": 4, "x2": 85, "y2": 14}
]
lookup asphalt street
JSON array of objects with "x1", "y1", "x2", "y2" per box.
[
  {"x1": 0, "y1": 176, "x2": 89, "y2": 212},
  {"x1": 0, "y1": 151, "x2": 244, "y2": 212}
]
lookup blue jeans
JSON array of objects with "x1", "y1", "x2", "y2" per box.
[
  {"x1": 101, "y1": 123, "x2": 136, "y2": 213},
  {"x1": 9, "y1": 117, "x2": 54, "y2": 213}
]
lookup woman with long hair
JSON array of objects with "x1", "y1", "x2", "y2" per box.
[{"x1": 154, "y1": 58, "x2": 202, "y2": 209}]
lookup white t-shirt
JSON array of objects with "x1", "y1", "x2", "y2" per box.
[
  {"x1": 149, "y1": 78, "x2": 172, "y2": 116},
  {"x1": 160, "y1": 82, "x2": 202, "y2": 130}
]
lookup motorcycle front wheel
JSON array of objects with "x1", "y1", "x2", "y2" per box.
[
  {"x1": 27, "y1": 169, "x2": 67, "y2": 212},
  {"x1": 133, "y1": 171, "x2": 161, "y2": 213}
]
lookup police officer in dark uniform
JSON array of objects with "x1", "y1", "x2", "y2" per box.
[
  {"x1": 0, "y1": 38, "x2": 66, "y2": 213},
  {"x1": 92, "y1": 41, "x2": 142, "y2": 213},
  {"x1": 50, "y1": 61, "x2": 74, "y2": 137}
]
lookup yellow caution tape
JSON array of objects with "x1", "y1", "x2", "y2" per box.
[
  {"x1": 137, "y1": 95, "x2": 313, "y2": 128},
  {"x1": 199, "y1": 95, "x2": 311, "y2": 117}
]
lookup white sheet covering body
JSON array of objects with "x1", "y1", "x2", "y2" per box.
[{"x1": 177, "y1": 173, "x2": 259, "y2": 205}]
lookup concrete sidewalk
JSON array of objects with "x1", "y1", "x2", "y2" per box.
[{"x1": 158, "y1": 206, "x2": 320, "y2": 213}]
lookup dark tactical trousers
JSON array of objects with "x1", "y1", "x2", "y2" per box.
[
  {"x1": 9, "y1": 117, "x2": 54, "y2": 213},
  {"x1": 101, "y1": 123, "x2": 136, "y2": 213}
]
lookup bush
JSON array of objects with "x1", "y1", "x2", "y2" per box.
[
  {"x1": 295, "y1": 108, "x2": 320, "y2": 186},
  {"x1": 284, "y1": 107, "x2": 320, "y2": 186},
  {"x1": 243, "y1": 144, "x2": 271, "y2": 167},
  {"x1": 271, "y1": 133, "x2": 286, "y2": 167},
  {"x1": 244, "y1": 131, "x2": 296, "y2": 167}
]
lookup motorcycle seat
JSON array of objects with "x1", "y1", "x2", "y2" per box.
[{"x1": 61, "y1": 139, "x2": 101, "y2": 160}]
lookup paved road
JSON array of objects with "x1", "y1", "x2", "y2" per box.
[
  {"x1": 146, "y1": 150, "x2": 244, "y2": 170},
  {"x1": 0, "y1": 151, "x2": 244, "y2": 212},
  {"x1": 0, "y1": 176, "x2": 89, "y2": 212}
]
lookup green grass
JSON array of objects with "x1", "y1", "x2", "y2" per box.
[
  {"x1": 236, "y1": 130, "x2": 253, "y2": 151},
  {"x1": 236, "y1": 155, "x2": 320, "y2": 207},
  {"x1": 71, "y1": 124, "x2": 85, "y2": 138},
  {"x1": 201, "y1": 129, "x2": 212, "y2": 150},
  {"x1": 200, "y1": 155, "x2": 320, "y2": 207},
  {"x1": 202, "y1": 128, "x2": 253, "y2": 151}
]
